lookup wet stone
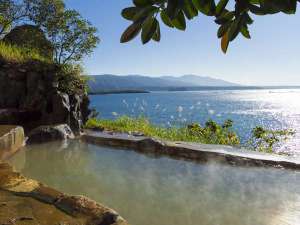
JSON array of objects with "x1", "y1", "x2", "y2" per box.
[
  {"x1": 0, "y1": 190, "x2": 88, "y2": 225},
  {"x1": 0, "y1": 163, "x2": 129, "y2": 225}
]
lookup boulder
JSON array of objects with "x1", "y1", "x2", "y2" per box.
[
  {"x1": 3, "y1": 25, "x2": 53, "y2": 60},
  {"x1": 27, "y1": 124, "x2": 75, "y2": 144}
]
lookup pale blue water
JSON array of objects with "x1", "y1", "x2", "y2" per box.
[
  {"x1": 90, "y1": 89, "x2": 300, "y2": 156},
  {"x1": 9, "y1": 141, "x2": 300, "y2": 225}
]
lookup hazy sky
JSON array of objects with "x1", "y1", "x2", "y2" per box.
[{"x1": 65, "y1": 0, "x2": 300, "y2": 86}]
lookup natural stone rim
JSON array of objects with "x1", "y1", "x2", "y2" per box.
[
  {"x1": 0, "y1": 163, "x2": 129, "y2": 225},
  {"x1": 82, "y1": 130, "x2": 300, "y2": 170}
]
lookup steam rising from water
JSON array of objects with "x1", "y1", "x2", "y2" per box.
[{"x1": 9, "y1": 140, "x2": 300, "y2": 225}]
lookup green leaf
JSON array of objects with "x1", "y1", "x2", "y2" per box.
[
  {"x1": 217, "y1": 22, "x2": 231, "y2": 38},
  {"x1": 260, "y1": 0, "x2": 297, "y2": 14},
  {"x1": 240, "y1": 25, "x2": 251, "y2": 39},
  {"x1": 141, "y1": 16, "x2": 158, "y2": 44},
  {"x1": 152, "y1": 21, "x2": 161, "y2": 42},
  {"x1": 192, "y1": 0, "x2": 216, "y2": 16},
  {"x1": 133, "y1": 0, "x2": 150, "y2": 7},
  {"x1": 216, "y1": 0, "x2": 229, "y2": 16},
  {"x1": 243, "y1": 13, "x2": 254, "y2": 25},
  {"x1": 183, "y1": 0, "x2": 199, "y2": 19},
  {"x1": 166, "y1": 0, "x2": 183, "y2": 19},
  {"x1": 120, "y1": 22, "x2": 142, "y2": 43},
  {"x1": 235, "y1": 0, "x2": 248, "y2": 14},
  {"x1": 215, "y1": 11, "x2": 234, "y2": 24},
  {"x1": 228, "y1": 17, "x2": 242, "y2": 41},
  {"x1": 249, "y1": 4, "x2": 266, "y2": 15},
  {"x1": 133, "y1": 6, "x2": 158, "y2": 22},
  {"x1": 160, "y1": 9, "x2": 174, "y2": 28},
  {"x1": 249, "y1": 0, "x2": 260, "y2": 4},
  {"x1": 121, "y1": 7, "x2": 140, "y2": 21},
  {"x1": 172, "y1": 10, "x2": 186, "y2": 30},
  {"x1": 221, "y1": 32, "x2": 229, "y2": 53}
]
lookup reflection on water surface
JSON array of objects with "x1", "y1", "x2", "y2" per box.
[
  {"x1": 90, "y1": 89, "x2": 300, "y2": 156},
  {"x1": 8, "y1": 140, "x2": 300, "y2": 225}
]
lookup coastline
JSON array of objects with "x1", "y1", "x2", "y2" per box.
[{"x1": 89, "y1": 90, "x2": 150, "y2": 95}]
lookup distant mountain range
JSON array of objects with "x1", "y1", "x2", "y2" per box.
[{"x1": 87, "y1": 74, "x2": 239, "y2": 93}]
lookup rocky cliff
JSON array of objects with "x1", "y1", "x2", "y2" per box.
[{"x1": 0, "y1": 59, "x2": 90, "y2": 134}]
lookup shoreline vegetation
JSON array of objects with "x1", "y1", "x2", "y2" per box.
[
  {"x1": 85, "y1": 116, "x2": 295, "y2": 154},
  {"x1": 85, "y1": 116, "x2": 240, "y2": 146}
]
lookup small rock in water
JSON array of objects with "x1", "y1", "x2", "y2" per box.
[{"x1": 27, "y1": 124, "x2": 75, "y2": 144}]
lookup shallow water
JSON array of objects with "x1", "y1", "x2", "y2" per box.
[
  {"x1": 9, "y1": 140, "x2": 300, "y2": 225},
  {"x1": 90, "y1": 89, "x2": 300, "y2": 156}
]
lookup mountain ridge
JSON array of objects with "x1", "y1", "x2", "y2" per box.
[{"x1": 87, "y1": 74, "x2": 240, "y2": 93}]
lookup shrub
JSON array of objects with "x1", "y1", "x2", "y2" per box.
[
  {"x1": 248, "y1": 126, "x2": 295, "y2": 153},
  {"x1": 55, "y1": 63, "x2": 89, "y2": 95},
  {"x1": 84, "y1": 116, "x2": 240, "y2": 146},
  {"x1": 85, "y1": 115, "x2": 295, "y2": 153},
  {"x1": 187, "y1": 119, "x2": 240, "y2": 145}
]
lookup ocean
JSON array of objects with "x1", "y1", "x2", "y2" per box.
[{"x1": 90, "y1": 88, "x2": 300, "y2": 156}]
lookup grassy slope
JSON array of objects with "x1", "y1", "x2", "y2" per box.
[
  {"x1": 85, "y1": 116, "x2": 240, "y2": 146},
  {"x1": 0, "y1": 41, "x2": 48, "y2": 63}
]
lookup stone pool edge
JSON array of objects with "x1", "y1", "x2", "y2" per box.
[
  {"x1": 82, "y1": 130, "x2": 300, "y2": 170},
  {"x1": 0, "y1": 125, "x2": 129, "y2": 225},
  {"x1": 0, "y1": 125, "x2": 25, "y2": 160},
  {"x1": 0, "y1": 162, "x2": 129, "y2": 225}
]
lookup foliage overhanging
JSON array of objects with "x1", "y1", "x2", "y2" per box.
[{"x1": 121, "y1": 0, "x2": 299, "y2": 53}]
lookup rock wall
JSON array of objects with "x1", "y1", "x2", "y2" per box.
[{"x1": 0, "y1": 60, "x2": 89, "y2": 134}]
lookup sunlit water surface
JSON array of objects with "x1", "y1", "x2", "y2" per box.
[
  {"x1": 9, "y1": 140, "x2": 300, "y2": 225},
  {"x1": 90, "y1": 89, "x2": 300, "y2": 156}
]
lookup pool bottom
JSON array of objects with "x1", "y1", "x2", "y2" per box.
[
  {"x1": 8, "y1": 140, "x2": 300, "y2": 225},
  {"x1": 0, "y1": 190, "x2": 88, "y2": 225}
]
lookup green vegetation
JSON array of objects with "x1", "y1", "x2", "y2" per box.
[
  {"x1": 3, "y1": 24, "x2": 54, "y2": 59},
  {"x1": 0, "y1": 41, "x2": 88, "y2": 95},
  {"x1": 1, "y1": 0, "x2": 99, "y2": 65},
  {"x1": 85, "y1": 116, "x2": 295, "y2": 153},
  {"x1": 0, "y1": 41, "x2": 48, "y2": 63},
  {"x1": 121, "y1": 0, "x2": 299, "y2": 53},
  {"x1": 248, "y1": 126, "x2": 295, "y2": 153},
  {"x1": 56, "y1": 64, "x2": 90, "y2": 95},
  {"x1": 85, "y1": 116, "x2": 240, "y2": 146},
  {"x1": 0, "y1": 0, "x2": 99, "y2": 95}
]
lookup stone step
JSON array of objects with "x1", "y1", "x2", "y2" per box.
[{"x1": 0, "y1": 125, "x2": 25, "y2": 160}]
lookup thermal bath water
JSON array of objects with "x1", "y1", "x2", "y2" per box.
[{"x1": 8, "y1": 140, "x2": 300, "y2": 225}]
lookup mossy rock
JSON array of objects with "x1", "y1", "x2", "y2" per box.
[{"x1": 3, "y1": 24, "x2": 53, "y2": 60}]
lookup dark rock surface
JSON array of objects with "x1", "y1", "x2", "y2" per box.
[
  {"x1": 27, "y1": 124, "x2": 74, "y2": 144},
  {"x1": 0, "y1": 60, "x2": 90, "y2": 134}
]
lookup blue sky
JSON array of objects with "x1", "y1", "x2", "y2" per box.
[{"x1": 65, "y1": 0, "x2": 300, "y2": 85}]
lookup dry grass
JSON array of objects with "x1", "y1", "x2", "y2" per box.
[
  {"x1": 0, "y1": 41, "x2": 48, "y2": 63},
  {"x1": 85, "y1": 116, "x2": 240, "y2": 146}
]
